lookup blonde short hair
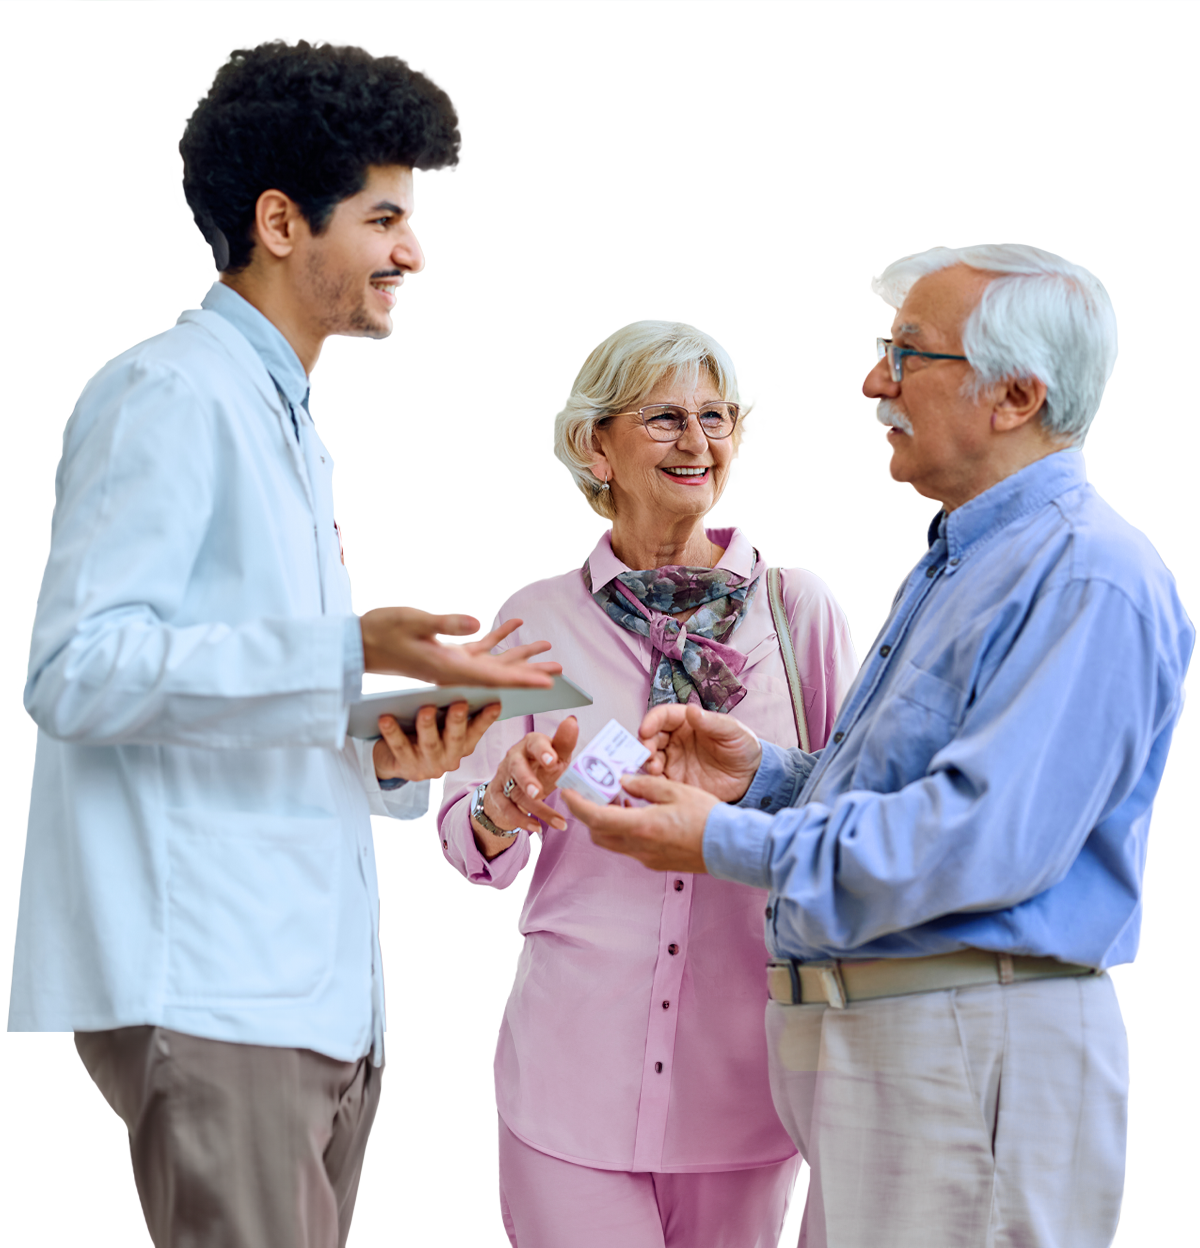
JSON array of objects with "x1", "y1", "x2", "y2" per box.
[{"x1": 553, "y1": 320, "x2": 744, "y2": 519}]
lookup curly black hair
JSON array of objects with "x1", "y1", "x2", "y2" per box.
[{"x1": 180, "y1": 41, "x2": 460, "y2": 272}]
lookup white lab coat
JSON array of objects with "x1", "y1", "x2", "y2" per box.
[{"x1": 10, "y1": 306, "x2": 424, "y2": 1061}]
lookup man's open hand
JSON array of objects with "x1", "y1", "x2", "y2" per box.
[
  {"x1": 638, "y1": 704, "x2": 762, "y2": 802},
  {"x1": 560, "y1": 773, "x2": 717, "y2": 873},
  {"x1": 373, "y1": 700, "x2": 502, "y2": 783},
  {"x1": 360, "y1": 610, "x2": 560, "y2": 687}
]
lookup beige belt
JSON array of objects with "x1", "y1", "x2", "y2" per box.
[{"x1": 767, "y1": 949, "x2": 1100, "y2": 1009}]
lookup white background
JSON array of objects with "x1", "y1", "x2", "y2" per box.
[{"x1": 2, "y1": 1, "x2": 1195, "y2": 1243}]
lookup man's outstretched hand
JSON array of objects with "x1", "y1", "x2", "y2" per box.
[
  {"x1": 359, "y1": 610, "x2": 560, "y2": 687},
  {"x1": 561, "y1": 774, "x2": 717, "y2": 874},
  {"x1": 638, "y1": 704, "x2": 762, "y2": 803}
]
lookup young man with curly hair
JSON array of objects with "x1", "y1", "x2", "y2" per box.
[{"x1": 10, "y1": 41, "x2": 557, "y2": 1248}]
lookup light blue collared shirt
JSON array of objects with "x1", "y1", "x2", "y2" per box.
[{"x1": 705, "y1": 451, "x2": 1194, "y2": 969}]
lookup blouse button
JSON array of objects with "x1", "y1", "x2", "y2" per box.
[
  {"x1": 654, "y1": 1062, "x2": 663, "y2": 1073},
  {"x1": 442, "y1": 840, "x2": 448, "y2": 849},
  {"x1": 668, "y1": 943, "x2": 679, "y2": 955},
  {"x1": 662, "y1": 1000, "x2": 670, "y2": 1010},
  {"x1": 674, "y1": 880, "x2": 684, "y2": 892}
]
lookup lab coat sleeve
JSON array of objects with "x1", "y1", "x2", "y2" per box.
[
  {"x1": 25, "y1": 358, "x2": 350, "y2": 749},
  {"x1": 349, "y1": 736, "x2": 430, "y2": 820}
]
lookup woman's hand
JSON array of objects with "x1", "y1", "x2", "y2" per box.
[
  {"x1": 373, "y1": 701, "x2": 502, "y2": 783},
  {"x1": 472, "y1": 718, "x2": 580, "y2": 859},
  {"x1": 638, "y1": 703, "x2": 762, "y2": 803}
]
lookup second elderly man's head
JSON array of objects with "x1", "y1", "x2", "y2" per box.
[
  {"x1": 864, "y1": 244, "x2": 1117, "y2": 512},
  {"x1": 554, "y1": 321, "x2": 745, "y2": 526}
]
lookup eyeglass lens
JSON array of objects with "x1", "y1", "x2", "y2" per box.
[{"x1": 641, "y1": 403, "x2": 738, "y2": 441}]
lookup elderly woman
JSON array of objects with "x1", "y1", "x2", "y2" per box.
[{"x1": 438, "y1": 322, "x2": 857, "y2": 1248}]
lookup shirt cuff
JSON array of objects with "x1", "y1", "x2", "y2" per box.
[
  {"x1": 738, "y1": 741, "x2": 805, "y2": 814},
  {"x1": 343, "y1": 616, "x2": 364, "y2": 706},
  {"x1": 702, "y1": 804, "x2": 774, "y2": 889}
]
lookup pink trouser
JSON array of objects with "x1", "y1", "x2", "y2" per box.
[{"x1": 498, "y1": 1118, "x2": 800, "y2": 1248}]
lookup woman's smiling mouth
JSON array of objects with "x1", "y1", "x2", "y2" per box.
[{"x1": 660, "y1": 466, "x2": 711, "y2": 482}]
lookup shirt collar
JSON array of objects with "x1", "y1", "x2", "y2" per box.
[
  {"x1": 586, "y1": 525, "x2": 758, "y2": 591},
  {"x1": 940, "y1": 449, "x2": 1088, "y2": 562},
  {"x1": 201, "y1": 282, "x2": 311, "y2": 415}
]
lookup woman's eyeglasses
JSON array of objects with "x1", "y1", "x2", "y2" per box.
[{"x1": 611, "y1": 402, "x2": 740, "y2": 442}]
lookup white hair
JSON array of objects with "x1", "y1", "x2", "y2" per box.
[
  {"x1": 872, "y1": 244, "x2": 1118, "y2": 445},
  {"x1": 553, "y1": 320, "x2": 743, "y2": 519}
]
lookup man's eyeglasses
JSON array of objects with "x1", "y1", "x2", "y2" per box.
[
  {"x1": 877, "y1": 338, "x2": 968, "y2": 383},
  {"x1": 612, "y1": 402, "x2": 740, "y2": 442}
]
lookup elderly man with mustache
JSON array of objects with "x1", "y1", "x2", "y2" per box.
[{"x1": 564, "y1": 245, "x2": 1194, "y2": 1248}]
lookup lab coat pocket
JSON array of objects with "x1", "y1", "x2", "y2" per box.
[
  {"x1": 164, "y1": 808, "x2": 341, "y2": 1003},
  {"x1": 851, "y1": 661, "x2": 965, "y2": 792}
]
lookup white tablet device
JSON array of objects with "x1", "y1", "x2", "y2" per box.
[{"x1": 346, "y1": 674, "x2": 593, "y2": 739}]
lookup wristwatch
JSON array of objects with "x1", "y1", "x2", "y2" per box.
[{"x1": 471, "y1": 781, "x2": 518, "y2": 839}]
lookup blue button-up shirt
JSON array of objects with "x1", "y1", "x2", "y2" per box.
[{"x1": 705, "y1": 451, "x2": 1194, "y2": 968}]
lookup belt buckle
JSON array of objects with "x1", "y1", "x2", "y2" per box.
[{"x1": 818, "y1": 962, "x2": 847, "y2": 1009}]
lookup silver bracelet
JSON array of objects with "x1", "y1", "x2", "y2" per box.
[{"x1": 471, "y1": 781, "x2": 518, "y2": 839}]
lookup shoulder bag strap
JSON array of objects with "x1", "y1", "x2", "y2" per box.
[{"x1": 766, "y1": 567, "x2": 811, "y2": 752}]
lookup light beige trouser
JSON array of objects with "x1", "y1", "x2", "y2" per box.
[
  {"x1": 766, "y1": 974, "x2": 1128, "y2": 1248},
  {"x1": 75, "y1": 1026, "x2": 381, "y2": 1248}
]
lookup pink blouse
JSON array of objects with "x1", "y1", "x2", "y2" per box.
[{"x1": 437, "y1": 528, "x2": 858, "y2": 1173}]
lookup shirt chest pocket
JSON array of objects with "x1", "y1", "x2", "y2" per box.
[{"x1": 850, "y1": 660, "x2": 965, "y2": 793}]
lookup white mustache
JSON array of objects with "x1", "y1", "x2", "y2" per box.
[{"x1": 876, "y1": 399, "x2": 913, "y2": 436}]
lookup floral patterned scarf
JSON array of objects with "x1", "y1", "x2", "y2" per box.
[{"x1": 591, "y1": 556, "x2": 762, "y2": 713}]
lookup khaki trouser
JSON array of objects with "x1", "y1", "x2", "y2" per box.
[
  {"x1": 766, "y1": 973, "x2": 1128, "y2": 1248},
  {"x1": 76, "y1": 1026, "x2": 381, "y2": 1248}
]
